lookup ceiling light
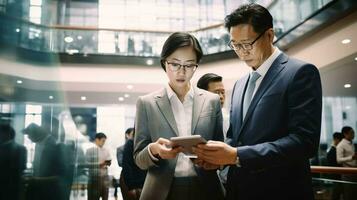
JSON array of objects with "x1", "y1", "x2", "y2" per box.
[
  {"x1": 354, "y1": 57, "x2": 357, "y2": 61},
  {"x1": 15, "y1": 28, "x2": 20, "y2": 33},
  {"x1": 64, "y1": 36, "x2": 73, "y2": 43},
  {"x1": 124, "y1": 94, "x2": 130, "y2": 98},
  {"x1": 118, "y1": 97, "x2": 124, "y2": 102},
  {"x1": 81, "y1": 96, "x2": 87, "y2": 101},
  {"x1": 341, "y1": 39, "x2": 351, "y2": 44},
  {"x1": 127, "y1": 85, "x2": 133, "y2": 90},
  {"x1": 146, "y1": 59, "x2": 153, "y2": 65},
  {"x1": 345, "y1": 106, "x2": 351, "y2": 110},
  {"x1": 16, "y1": 80, "x2": 22, "y2": 84},
  {"x1": 49, "y1": 95, "x2": 54, "y2": 100},
  {"x1": 77, "y1": 35, "x2": 82, "y2": 40},
  {"x1": 344, "y1": 84, "x2": 351, "y2": 88}
]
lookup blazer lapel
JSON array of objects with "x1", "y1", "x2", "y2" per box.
[
  {"x1": 155, "y1": 89, "x2": 179, "y2": 136},
  {"x1": 239, "y1": 53, "x2": 288, "y2": 136},
  {"x1": 191, "y1": 87, "x2": 206, "y2": 134},
  {"x1": 232, "y1": 75, "x2": 249, "y2": 143}
]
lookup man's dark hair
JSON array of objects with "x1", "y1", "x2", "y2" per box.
[
  {"x1": 125, "y1": 127, "x2": 134, "y2": 135},
  {"x1": 341, "y1": 126, "x2": 353, "y2": 135},
  {"x1": 197, "y1": 73, "x2": 223, "y2": 90},
  {"x1": 0, "y1": 124, "x2": 15, "y2": 142},
  {"x1": 224, "y1": 3, "x2": 273, "y2": 34},
  {"x1": 332, "y1": 132, "x2": 343, "y2": 140},
  {"x1": 95, "y1": 132, "x2": 107, "y2": 140},
  {"x1": 160, "y1": 32, "x2": 203, "y2": 71}
]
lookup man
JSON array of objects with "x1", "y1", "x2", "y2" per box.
[
  {"x1": 327, "y1": 132, "x2": 344, "y2": 167},
  {"x1": 86, "y1": 132, "x2": 111, "y2": 200},
  {"x1": 193, "y1": 3, "x2": 322, "y2": 200},
  {"x1": 115, "y1": 128, "x2": 135, "y2": 198},
  {"x1": 0, "y1": 124, "x2": 27, "y2": 200},
  {"x1": 22, "y1": 123, "x2": 67, "y2": 200},
  {"x1": 336, "y1": 126, "x2": 357, "y2": 200},
  {"x1": 197, "y1": 73, "x2": 229, "y2": 137},
  {"x1": 197, "y1": 73, "x2": 229, "y2": 188},
  {"x1": 326, "y1": 132, "x2": 343, "y2": 200},
  {"x1": 117, "y1": 128, "x2": 135, "y2": 167},
  {"x1": 121, "y1": 128, "x2": 147, "y2": 200}
]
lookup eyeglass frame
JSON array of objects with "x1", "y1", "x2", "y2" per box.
[
  {"x1": 164, "y1": 60, "x2": 198, "y2": 72},
  {"x1": 228, "y1": 28, "x2": 269, "y2": 51}
]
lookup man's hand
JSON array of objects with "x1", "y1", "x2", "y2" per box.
[
  {"x1": 150, "y1": 138, "x2": 183, "y2": 159},
  {"x1": 193, "y1": 158, "x2": 220, "y2": 170},
  {"x1": 193, "y1": 140, "x2": 237, "y2": 165}
]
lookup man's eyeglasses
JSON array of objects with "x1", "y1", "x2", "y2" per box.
[
  {"x1": 228, "y1": 29, "x2": 268, "y2": 51},
  {"x1": 165, "y1": 61, "x2": 198, "y2": 72}
]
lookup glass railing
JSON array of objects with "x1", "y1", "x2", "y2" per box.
[
  {"x1": 311, "y1": 166, "x2": 357, "y2": 200},
  {"x1": 0, "y1": 0, "x2": 338, "y2": 57}
]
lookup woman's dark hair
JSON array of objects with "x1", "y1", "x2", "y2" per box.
[
  {"x1": 224, "y1": 3, "x2": 273, "y2": 34},
  {"x1": 160, "y1": 32, "x2": 203, "y2": 71}
]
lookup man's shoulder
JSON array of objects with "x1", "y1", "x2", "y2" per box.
[{"x1": 285, "y1": 56, "x2": 317, "y2": 72}]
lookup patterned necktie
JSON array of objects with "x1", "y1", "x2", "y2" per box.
[{"x1": 243, "y1": 71, "x2": 261, "y2": 120}]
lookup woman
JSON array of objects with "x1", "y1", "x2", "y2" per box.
[{"x1": 134, "y1": 32, "x2": 224, "y2": 200}]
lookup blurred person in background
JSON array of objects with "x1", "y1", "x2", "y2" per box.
[
  {"x1": 121, "y1": 128, "x2": 147, "y2": 200},
  {"x1": 86, "y1": 132, "x2": 111, "y2": 200},
  {"x1": 0, "y1": 123, "x2": 27, "y2": 200},
  {"x1": 115, "y1": 127, "x2": 135, "y2": 198},
  {"x1": 337, "y1": 126, "x2": 357, "y2": 200},
  {"x1": 22, "y1": 123, "x2": 67, "y2": 200},
  {"x1": 326, "y1": 132, "x2": 343, "y2": 200},
  {"x1": 197, "y1": 73, "x2": 230, "y2": 190}
]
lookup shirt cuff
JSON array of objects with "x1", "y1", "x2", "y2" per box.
[
  {"x1": 148, "y1": 143, "x2": 159, "y2": 162},
  {"x1": 234, "y1": 148, "x2": 241, "y2": 167}
]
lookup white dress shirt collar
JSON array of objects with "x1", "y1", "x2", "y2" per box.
[
  {"x1": 254, "y1": 47, "x2": 281, "y2": 77},
  {"x1": 166, "y1": 83, "x2": 194, "y2": 101}
]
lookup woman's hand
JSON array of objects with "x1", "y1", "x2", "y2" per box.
[{"x1": 150, "y1": 138, "x2": 183, "y2": 159}]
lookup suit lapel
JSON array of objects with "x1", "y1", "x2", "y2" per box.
[
  {"x1": 239, "y1": 53, "x2": 288, "y2": 137},
  {"x1": 231, "y1": 75, "x2": 249, "y2": 143},
  {"x1": 155, "y1": 89, "x2": 179, "y2": 136},
  {"x1": 191, "y1": 87, "x2": 206, "y2": 134}
]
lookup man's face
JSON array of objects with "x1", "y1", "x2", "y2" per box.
[
  {"x1": 207, "y1": 81, "x2": 225, "y2": 107},
  {"x1": 95, "y1": 138, "x2": 106, "y2": 147},
  {"x1": 345, "y1": 129, "x2": 355, "y2": 141},
  {"x1": 229, "y1": 24, "x2": 273, "y2": 69}
]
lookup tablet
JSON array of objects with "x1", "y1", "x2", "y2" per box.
[{"x1": 170, "y1": 135, "x2": 207, "y2": 158}]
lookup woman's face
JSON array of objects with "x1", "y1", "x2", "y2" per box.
[{"x1": 164, "y1": 46, "x2": 198, "y2": 89}]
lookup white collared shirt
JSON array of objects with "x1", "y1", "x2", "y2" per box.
[
  {"x1": 86, "y1": 145, "x2": 112, "y2": 176},
  {"x1": 251, "y1": 47, "x2": 282, "y2": 97},
  {"x1": 166, "y1": 84, "x2": 197, "y2": 177},
  {"x1": 221, "y1": 107, "x2": 230, "y2": 140},
  {"x1": 336, "y1": 138, "x2": 357, "y2": 167}
]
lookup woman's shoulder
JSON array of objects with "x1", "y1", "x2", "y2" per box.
[{"x1": 138, "y1": 88, "x2": 166, "y2": 102}]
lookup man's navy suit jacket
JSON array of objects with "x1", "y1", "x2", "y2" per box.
[{"x1": 226, "y1": 53, "x2": 322, "y2": 200}]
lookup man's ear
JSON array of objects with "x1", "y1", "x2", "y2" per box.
[{"x1": 267, "y1": 28, "x2": 275, "y2": 43}]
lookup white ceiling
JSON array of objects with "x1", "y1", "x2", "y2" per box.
[{"x1": 0, "y1": 11, "x2": 356, "y2": 106}]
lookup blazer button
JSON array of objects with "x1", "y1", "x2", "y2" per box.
[{"x1": 237, "y1": 141, "x2": 242, "y2": 146}]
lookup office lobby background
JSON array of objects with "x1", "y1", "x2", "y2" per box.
[{"x1": 0, "y1": 0, "x2": 356, "y2": 199}]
